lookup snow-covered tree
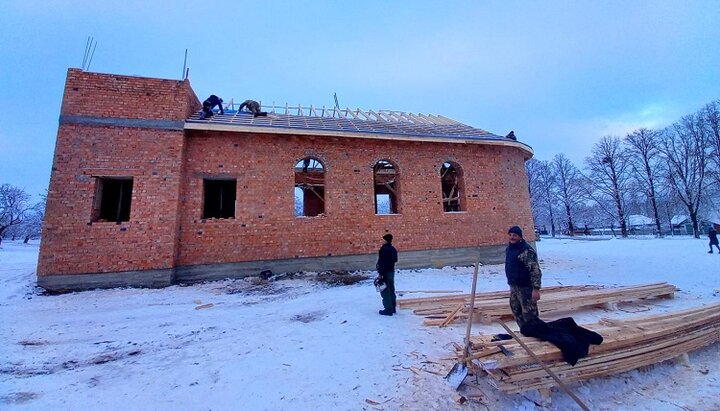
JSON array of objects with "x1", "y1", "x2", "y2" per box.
[
  {"x1": 659, "y1": 113, "x2": 711, "y2": 238},
  {"x1": 585, "y1": 136, "x2": 632, "y2": 237},
  {"x1": 0, "y1": 184, "x2": 31, "y2": 246},
  {"x1": 624, "y1": 128, "x2": 663, "y2": 236},
  {"x1": 552, "y1": 154, "x2": 584, "y2": 235}
]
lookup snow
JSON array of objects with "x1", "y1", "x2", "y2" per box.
[{"x1": 1, "y1": 237, "x2": 719, "y2": 410}]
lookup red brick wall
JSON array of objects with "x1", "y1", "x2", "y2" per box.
[
  {"x1": 37, "y1": 70, "x2": 199, "y2": 276},
  {"x1": 60, "y1": 68, "x2": 199, "y2": 119},
  {"x1": 176, "y1": 131, "x2": 534, "y2": 266}
]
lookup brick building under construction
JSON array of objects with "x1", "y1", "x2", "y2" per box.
[{"x1": 37, "y1": 69, "x2": 535, "y2": 291}]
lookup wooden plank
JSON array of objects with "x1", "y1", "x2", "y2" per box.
[
  {"x1": 440, "y1": 303, "x2": 466, "y2": 327},
  {"x1": 405, "y1": 283, "x2": 676, "y2": 326},
  {"x1": 464, "y1": 303, "x2": 720, "y2": 394}
]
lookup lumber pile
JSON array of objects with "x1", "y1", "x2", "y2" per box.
[
  {"x1": 398, "y1": 282, "x2": 676, "y2": 326},
  {"x1": 457, "y1": 303, "x2": 720, "y2": 394}
]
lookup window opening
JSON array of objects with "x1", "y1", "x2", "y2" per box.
[
  {"x1": 373, "y1": 160, "x2": 398, "y2": 214},
  {"x1": 203, "y1": 179, "x2": 236, "y2": 219},
  {"x1": 294, "y1": 158, "x2": 325, "y2": 217},
  {"x1": 92, "y1": 177, "x2": 133, "y2": 223},
  {"x1": 441, "y1": 162, "x2": 464, "y2": 212}
]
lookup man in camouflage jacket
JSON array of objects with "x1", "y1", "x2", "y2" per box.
[{"x1": 505, "y1": 225, "x2": 542, "y2": 328}]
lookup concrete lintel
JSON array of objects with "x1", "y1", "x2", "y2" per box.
[{"x1": 60, "y1": 115, "x2": 184, "y2": 131}]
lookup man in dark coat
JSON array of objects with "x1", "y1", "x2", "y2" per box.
[
  {"x1": 505, "y1": 225, "x2": 542, "y2": 328},
  {"x1": 200, "y1": 95, "x2": 224, "y2": 119},
  {"x1": 709, "y1": 227, "x2": 719, "y2": 253},
  {"x1": 376, "y1": 233, "x2": 398, "y2": 316},
  {"x1": 238, "y1": 99, "x2": 268, "y2": 117}
]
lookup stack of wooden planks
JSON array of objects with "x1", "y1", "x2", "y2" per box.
[
  {"x1": 458, "y1": 303, "x2": 720, "y2": 394},
  {"x1": 398, "y1": 282, "x2": 676, "y2": 326}
]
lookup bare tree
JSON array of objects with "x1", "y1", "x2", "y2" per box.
[
  {"x1": 624, "y1": 128, "x2": 663, "y2": 236},
  {"x1": 552, "y1": 154, "x2": 584, "y2": 235},
  {"x1": 18, "y1": 201, "x2": 45, "y2": 243},
  {"x1": 0, "y1": 184, "x2": 30, "y2": 246},
  {"x1": 702, "y1": 100, "x2": 720, "y2": 189},
  {"x1": 526, "y1": 159, "x2": 542, "y2": 228},
  {"x1": 585, "y1": 136, "x2": 632, "y2": 237},
  {"x1": 526, "y1": 159, "x2": 558, "y2": 236},
  {"x1": 538, "y1": 160, "x2": 559, "y2": 237},
  {"x1": 659, "y1": 113, "x2": 711, "y2": 238}
]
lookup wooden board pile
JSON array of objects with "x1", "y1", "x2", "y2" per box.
[
  {"x1": 398, "y1": 282, "x2": 676, "y2": 326},
  {"x1": 458, "y1": 303, "x2": 720, "y2": 394}
]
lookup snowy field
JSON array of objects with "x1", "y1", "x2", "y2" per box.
[{"x1": 1, "y1": 237, "x2": 719, "y2": 411}]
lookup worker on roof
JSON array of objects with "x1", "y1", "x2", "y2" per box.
[
  {"x1": 238, "y1": 100, "x2": 268, "y2": 117},
  {"x1": 200, "y1": 95, "x2": 224, "y2": 119},
  {"x1": 505, "y1": 225, "x2": 542, "y2": 328}
]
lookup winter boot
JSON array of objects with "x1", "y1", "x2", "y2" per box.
[{"x1": 378, "y1": 310, "x2": 393, "y2": 316}]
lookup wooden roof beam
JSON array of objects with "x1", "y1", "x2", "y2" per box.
[{"x1": 345, "y1": 107, "x2": 360, "y2": 120}]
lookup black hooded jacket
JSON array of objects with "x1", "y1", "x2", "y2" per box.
[
  {"x1": 521, "y1": 317, "x2": 603, "y2": 365},
  {"x1": 376, "y1": 243, "x2": 398, "y2": 274}
]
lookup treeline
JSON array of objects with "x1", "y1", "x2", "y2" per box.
[
  {"x1": 527, "y1": 99, "x2": 720, "y2": 239},
  {"x1": 0, "y1": 184, "x2": 45, "y2": 245}
]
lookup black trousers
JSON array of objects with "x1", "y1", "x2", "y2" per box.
[{"x1": 380, "y1": 271, "x2": 396, "y2": 312}]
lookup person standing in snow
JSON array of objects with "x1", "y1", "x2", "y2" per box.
[
  {"x1": 708, "y1": 227, "x2": 720, "y2": 253},
  {"x1": 376, "y1": 233, "x2": 398, "y2": 316},
  {"x1": 505, "y1": 225, "x2": 542, "y2": 328}
]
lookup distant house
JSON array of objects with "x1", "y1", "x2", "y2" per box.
[
  {"x1": 671, "y1": 215, "x2": 694, "y2": 235},
  {"x1": 627, "y1": 214, "x2": 655, "y2": 235},
  {"x1": 627, "y1": 214, "x2": 653, "y2": 227},
  {"x1": 704, "y1": 212, "x2": 720, "y2": 232},
  {"x1": 670, "y1": 214, "x2": 716, "y2": 235}
]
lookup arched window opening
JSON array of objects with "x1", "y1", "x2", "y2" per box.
[
  {"x1": 294, "y1": 158, "x2": 325, "y2": 217},
  {"x1": 441, "y1": 162, "x2": 464, "y2": 212},
  {"x1": 373, "y1": 160, "x2": 399, "y2": 214}
]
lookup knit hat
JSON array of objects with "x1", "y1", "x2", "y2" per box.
[
  {"x1": 382, "y1": 233, "x2": 393, "y2": 243},
  {"x1": 508, "y1": 226, "x2": 523, "y2": 237}
]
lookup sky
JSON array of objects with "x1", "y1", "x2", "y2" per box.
[{"x1": 1, "y1": 1, "x2": 719, "y2": 200}]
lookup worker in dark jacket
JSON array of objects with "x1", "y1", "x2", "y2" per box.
[
  {"x1": 505, "y1": 226, "x2": 542, "y2": 328},
  {"x1": 200, "y1": 95, "x2": 224, "y2": 119},
  {"x1": 238, "y1": 99, "x2": 268, "y2": 117},
  {"x1": 376, "y1": 233, "x2": 398, "y2": 316},
  {"x1": 709, "y1": 227, "x2": 720, "y2": 253}
]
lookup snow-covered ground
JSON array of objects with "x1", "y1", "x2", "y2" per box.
[{"x1": 1, "y1": 237, "x2": 718, "y2": 411}]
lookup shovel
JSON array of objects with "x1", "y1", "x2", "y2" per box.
[{"x1": 445, "y1": 258, "x2": 481, "y2": 390}]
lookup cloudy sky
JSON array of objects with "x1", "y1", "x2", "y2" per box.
[{"x1": 1, "y1": 1, "x2": 719, "y2": 199}]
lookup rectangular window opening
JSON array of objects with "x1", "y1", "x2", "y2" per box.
[
  {"x1": 203, "y1": 179, "x2": 236, "y2": 219},
  {"x1": 294, "y1": 186, "x2": 325, "y2": 217},
  {"x1": 92, "y1": 177, "x2": 133, "y2": 223}
]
